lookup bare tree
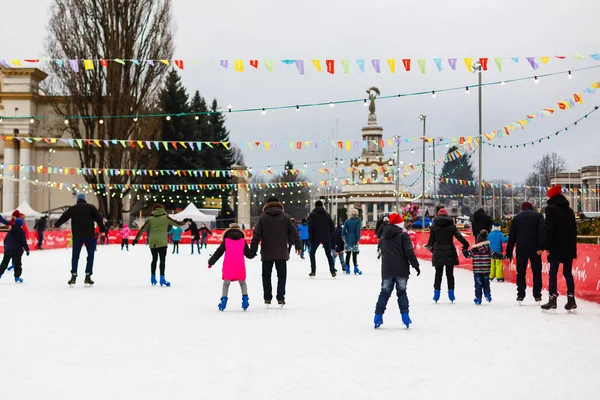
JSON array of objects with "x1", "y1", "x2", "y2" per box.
[
  {"x1": 525, "y1": 152, "x2": 567, "y2": 188},
  {"x1": 44, "y1": 0, "x2": 174, "y2": 223}
]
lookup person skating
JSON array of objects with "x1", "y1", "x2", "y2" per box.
[
  {"x1": 374, "y1": 212, "x2": 420, "y2": 329},
  {"x1": 505, "y1": 202, "x2": 545, "y2": 303},
  {"x1": 34, "y1": 215, "x2": 48, "y2": 250},
  {"x1": 0, "y1": 218, "x2": 30, "y2": 283},
  {"x1": 308, "y1": 200, "x2": 336, "y2": 278},
  {"x1": 5, "y1": 211, "x2": 24, "y2": 271},
  {"x1": 199, "y1": 223, "x2": 212, "y2": 249},
  {"x1": 120, "y1": 223, "x2": 131, "y2": 251},
  {"x1": 297, "y1": 218, "x2": 310, "y2": 259},
  {"x1": 426, "y1": 208, "x2": 469, "y2": 303},
  {"x1": 185, "y1": 219, "x2": 202, "y2": 254},
  {"x1": 169, "y1": 224, "x2": 183, "y2": 254},
  {"x1": 54, "y1": 193, "x2": 105, "y2": 286},
  {"x1": 342, "y1": 208, "x2": 363, "y2": 275},
  {"x1": 487, "y1": 222, "x2": 508, "y2": 282},
  {"x1": 541, "y1": 185, "x2": 578, "y2": 311},
  {"x1": 471, "y1": 208, "x2": 493, "y2": 238},
  {"x1": 250, "y1": 196, "x2": 301, "y2": 306},
  {"x1": 288, "y1": 218, "x2": 298, "y2": 257},
  {"x1": 332, "y1": 221, "x2": 346, "y2": 272},
  {"x1": 464, "y1": 230, "x2": 502, "y2": 305},
  {"x1": 132, "y1": 204, "x2": 185, "y2": 286},
  {"x1": 208, "y1": 223, "x2": 256, "y2": 311}
]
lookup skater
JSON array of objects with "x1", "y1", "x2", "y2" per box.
[
  {"x1": 132, "y1": 204, "x2": 185, "y2": 287},
  {"x1": 374, "y1": 212, "x2": 420, "y2": 329},
  {"x1": 541, "y1": 185, "x2": 578, "y2": 311},
  {"x1": 342, "y1": 208, "x2": 362, "y2": 275},
  {"x1": 308, "y1": 200, "x2": 336, "y2": 277},
  {"x1": 332, "y1": 221, "x2": 345, "y2": 271},
  {"x1": 120, "y1": 223, "x2": 131, "y2": 251},
  {"x1": 250, "y1": 196, "x2": 301, "y2": 306},
  {"x1": 297, "y1": 218, "x2": 310, "y2": 259},
  {"x1": 288, "y1": 218, "x2": 298, "y2": 256},
  {"x1": 464, "y1": 230, "x2": 500, "y2": 305},
  {"x1": 54, "y1": 193, "x2": 105, "y2": 286},
  {"x1": 505, "y1": 202, "x2": 545, "y2": 303},
  {"x1": 488, "y1": 222, "x2": 508, "y2": 282},
  {"x1": 208, "y1": 223, "x2": 256, "y2": 311},
  {"x1": 425, "y1": 208, "x2": 469, "y2": 303},
  {"x1": 169, "y1": 224, "x2": 183, "y2": 254},
  {"x1": 185, "y1": 219, "x2": 202, "y2": 254},
  {"x1": 0, "y1": 218, "x2": 30, "y2": 283},
  {"x1": 375, "y1": 215, "x2": 389, "y2": 260},
  {"x1": 199, "y1": 223, "x2": 212, "y2": 249},
  {"x1": 34, "y1": 215, "x2": 48, "y2": 250},
  {"x1": 471, "y1": 208, "x2": 493, "y2": 238}
]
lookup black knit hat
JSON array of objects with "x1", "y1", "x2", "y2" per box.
[
  {"x1": 476, "y1": 229, "x2": 489, "y2": 243},
  {"x1": 266, "y1": 196, "x2": 279, "y2": 203}
]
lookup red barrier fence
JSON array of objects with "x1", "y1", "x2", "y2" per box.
[{"x1": 3, "y1": 229, "x2": 598, "y2": 303}]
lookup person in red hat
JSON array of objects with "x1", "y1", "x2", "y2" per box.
[
  {"x1": 541, "y1": 185, "x2": 578, "y2": 311},
  {"x1": 425, "y1": 208, "x2": 469, "y2": 303}
]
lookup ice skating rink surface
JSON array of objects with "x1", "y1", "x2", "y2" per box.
[{"x1": 1, "y1": 245, "x2": 599, "y2": 400}]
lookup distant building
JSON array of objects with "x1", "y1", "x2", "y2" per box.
[{"x1": 550, "y1": 166, "x2": 600, "y2": 213}]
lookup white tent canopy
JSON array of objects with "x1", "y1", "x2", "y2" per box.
[
  {"x1": 171, "y1": 203, "x2": 216, "y2": 223},
  {"x1": 1, "y1": 201, "x2": 44, "y2": 218}
]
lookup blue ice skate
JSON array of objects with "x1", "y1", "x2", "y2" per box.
[
  {"x1": 474, "y1": 298, "x2": 482, "y2": 305},
  {"x1": 242, "y1": 295, "x2": 249, "y2": 311},
  {"x1": 448, "y1": 290, "x2": 456, "y2": 303},
  {"x1": 433, "y1": 290, "x2": 441, "y2": 303},
  {"x1": 374, "y1": 314, "x2": 383, "y2": 329},
  {"x1": 354, "y1": 266, "x2": 362, "y2": 275},
  {"x1": 401, "y1": 313, "x2": 412, "y2": 329},
  {"x1": 7, "y1": 265, "x2": 14, "y2": 271},
  {"x1": 485, "y1": 293, "x2": 492, "y2": 303},
  {"x1": 344, "y1": 265, "x2": 350, "y2": 275},
  {"x1": 159, "y1": 276, "x2": 171, "y2": 287},
  {"x1": 150, "y1": 275, "x2": 157, "y2": 286},
  {"x1": 14, "y1": 277, "x2": 23, "y2": 283},
  {"x1": 218, "y1": 296, "x2": 228, "y2": 311}
]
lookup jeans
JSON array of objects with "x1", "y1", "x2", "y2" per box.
[
  {"x1": 434, "y1": 265, "x2": 455, "y2": 290},
  {"x1": 191, "y1": 239, "x2": 201, "y2": 253},
  {"x1": 201, "y1": 236, "x2": 208, "y2": 249},
  {"x1": 333, "y1": 251, "x2": 345, "y2": 268},
  {"x1": 301, "y1": 240, "x2": 310, "y2": 257},
  {"x1": 549, "y1": 258, "x2": 575, "y2": 296},
  {"x1": 0, "y1": 252, "x2": 23, "y2": 278},
  {"x1": 37, "y1": 231, "x2": 44, "y2": 249},
  {"x1": 474, "y1": 273, "x2": 491, "y2": 299},
  {"x1": 172, "y1": 241, "x2": 179, "y2": 254},
  {"x1": 150, "y1": 246, "x2": 167, "y2": 276},
  {"x1": 375, "y1": 277, "x2": 409, "y2": 315},
  {"x1": 345, "y1": 251, "x2": 358, "y2": 267},
  {"x1": 72, "y1": 238, "x2": 97, "y2": 275},
  {"x1": 516, "y1": 252, "x2": 542, "y2": 298},
  {"x1": 262, "y1": 260, "x2": 287, "y2": 301},
  {"x1": 309, "y1": 240, "x2": 335, "y2": 274}
]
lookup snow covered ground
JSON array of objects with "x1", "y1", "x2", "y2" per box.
[{"x1": 1, "y1": 244, "x2": 599, "y2": 400}]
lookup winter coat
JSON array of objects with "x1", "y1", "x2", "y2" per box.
[
  {"x1": 506, "y1": 209, "x2": 545, "y2": 257},
  {"x1": 208, "y1": 227, "x2": 254, "y2": 281},
  {"x1": 380, "y1": 224, "x2": 420, "y2": 279},
  {"x1": 34, "y1": 218, "x2": 47, "y2": 233},
  {"x1": 308, "y1": 206, "x2": 335, "y2": 243},
  {"x1": 54, "y1": 199, "x2": 105, "y2": 240},
  {"x1": 134, "y1": 208, "x2": 182, "y2": 249},
  {"x1": 544, "y1": 194, "x2": 577, "y2": 261},
  {"x1": 169, "y1": 225, "x2": 183, "y2": 241},
  {"x1": 186, "y1": 221, "x2": 200, "y2": 240},
  {"x1": 466, "y1": 241, "x2": 501, "y2": 274},
  {"x1": 342, "y1": 216, "x2": 362, "y2": 247},
  {"x1": 199, "y1": 226, "x2": 212, "y2": 239},
  {"x1": 250, "y1": 202, "x2": 301, "y2": 261},
  {"x1": 298, "y1": 223, "x2": 309, "y2": 241},
  {"x1": 376, "y1": 220, "x2": 388, "y2": 238},
  {"x1": 120, "y1": 225, "x2": 131, "y2": 239},
  {"x1": 426, "y1": 216, "x2": 469, "y2": 267},
  {"x1": 332, "y1": 225, "x2": 344, "y2": 253},
  {"x1": 487, "y1": 227, "x2": 508, "y2": 253},
  {"x1": 471, "y1": 209, "x2": 493, "y2": 238},
  {"x1": 3, "y1": 224, "x2": 29, "y2": 255}
]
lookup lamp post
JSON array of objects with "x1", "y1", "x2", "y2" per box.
[
  {"x1": 419, "y1": 114, "x2": 427, "y2": 232},
  {"x1": 48, "y1": 149, "x2": 56, "y2": 214},
  {"x1": 393, "y1": 135, "x2": 400, "y2": 212},
  {"x1": 471, "y1": 61, "x2": 483, "y2": 209}
]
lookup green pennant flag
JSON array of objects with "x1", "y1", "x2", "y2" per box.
[
  {"x1": 417, "y1": 59, "x2": 426, "y2": 74},
  {"x1": 265, "y1": 60, "x2": 274, "y2": 71},
  {"x1": 494, "y1": 57, "x2": 503, "y2": 71},
  {"x1": 341, "y1": 59, "x2": 350, "y2": 74}
]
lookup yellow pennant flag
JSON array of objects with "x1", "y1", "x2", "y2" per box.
[
  {"x1": 234, "y1": 60, "x2": 244, "y2": 72},
  {"x1": 464, "y1": 57, "x2": 473, "y2": 71},
  {"x1": 160, "y1": 60, "x2": 170, "y2": 65},
  {"x1": 311, "y1": 60, "x2": 322, "y2": 72},
  {"x1": 11, "y1": 59, "x2": 22, "y2": 66},
  {"x1": 541, "y1": 56, "x2": 550, "y2": 64},
  {"x1": 387, "y1": 59, "x2": 396, "y2": 73},
  {"x1": 83, "y1": 60, "x2": 94, "y2": 70}
]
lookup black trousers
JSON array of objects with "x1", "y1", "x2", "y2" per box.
[
  {"x1": 172, "y1": 241, "x2": 179, "y2": 253},
  {"x1": 150, "y1": 246, "x2": 167, "y2": 276},
  {"x1": 516, "y1": 252, "x2": 542, "y2": 298},
  {"x1": 121, "y1": 239, "x2": 129, "y2": 250},
  {"x1": 345, "y1": 251, "x2": 358, "y2": 267},
  {"x1": 0, "y1": 252, "x2": 22, "y2": 278},
  {"x1": 434, "y1": 265, "x2": 455, "y2": 290},
  {"x1": 262, "y1": 260, "x2": 287, "y2": 301},
  {"x1": 309, "y1": 240, "x2": 335, "y2": 274}
]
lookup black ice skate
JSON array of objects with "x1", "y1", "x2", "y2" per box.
[
  {"x1": 541, "y1": 295, "x2": 557, "y2": 311},
  {"x1": 68, "y1": 274, "x2": 77, "y2": 287},
  {"x1": 84, "y1": 274, "x2": 94, "y2": 286},
  {"x1": 278, "y1": 300, "x2": 285, "y2": 308},
  {"x1": 565, "y1": 295, "x2": 577, "y2": 312}
]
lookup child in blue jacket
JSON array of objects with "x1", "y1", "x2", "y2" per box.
[
  {"x1": 0, "y1": 218, "x2": 30, "y2": 283},
  {"x1": 297, "y1": 218, "x2": 310, "y2": 259},
  {"x1": 487, "y1": 222, "x2": 508, "y2": 281},
  {"x1": 169, "y1": 225, "x2": 183, "y2": 254}
]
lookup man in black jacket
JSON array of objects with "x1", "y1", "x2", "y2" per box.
[
  {"x1": 308, "y1": 200, "x2": 336, "y2": 278},
  {"x1": 506, "y1": 202, "x2": 545, "y2": 303},
  {"x1": 541, "y1": 185, "x2": 578, "y2": 311},
  {"x1": 34, "y1": 215, "x2": 48, "y2": 250},
  {"x1": 55, "y1": 193, "x2": 105, "y2": 286},
  {"x1": 374, "y1": 212, "x2": 420, "y2": 329},
  {"x1": 472, "y1": 208, "x2": 493, "y2": 238},
  {"x1": 250, "y1": 197, "x2": 301, "y2": 306}
]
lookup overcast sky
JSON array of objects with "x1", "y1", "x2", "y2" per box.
[{"x1": 1, "y1": 0, "x2": 599, "y2": 191}]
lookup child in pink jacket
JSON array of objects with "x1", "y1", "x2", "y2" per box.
[
  {"x1": 120, "y1": 224, "x2": 131, "y2": 251},
  {"x1": 208, "y1": 223, "x2": 255, "y2": 311}
]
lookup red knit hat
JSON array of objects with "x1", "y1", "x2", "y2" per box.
[
  {"x1": 521, "y1": 202, "x2": 533, "y2": 211},
  {"x1": 388, "y1": 213, "x2": 403, "y2": 225},
  {"x1": 547, "y1": 185, "x2": 562, "y2": 199},
  {"x1": 12, "y1": 210, "x2": 20, "y2": 218},
  {"x1": 437, "y1": 208, "x2": 448, "y2": 216}
]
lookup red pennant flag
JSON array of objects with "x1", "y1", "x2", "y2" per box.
[
  {"x1": 326, "y1": 60, "x2": 335, "y2": 74},
  {"x1": 70, "y1": 168, "x2": 75, "y2": 175},
  {"x1": 171, "y1": 142, "x2": 177, "y2": 149},
  {"x1": 459, "y1": 137, "x2": 465, "y2": 144},
  {"x1": 100, "y1": 59, "x2": 108, "y2": 68},
  {"x1": 479, "y1": 57, "x2": 488, "y2": 70},
  {"x1": 379, "y1": 140, "x2": 385, "y2": 148},
  {"x1": 250, "y1": 60, "x2": 258, "y2": 69},
  {"x1": 402, "y1": 59, "x2": 411, "y2": 71},
  {"x1": 296, "y1": 142, "x2": 302, "y2": 150},
  {"x1": 174, "y1": 60, "x2": 184, "y2": 70},
  {"x1": 24, "y1": 59, "x2": 40, "y2": 63},
  {"x1": 338, "y1": 141, "x2": 343, "y2": 149}
]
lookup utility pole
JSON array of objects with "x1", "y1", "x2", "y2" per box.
[
  {"x1": 433, "y1": 137, "x2": 437, "y2": 207},
  {"x1": 394, "y1": 135, "x2": 400, "y2": 212},
  {"x1": 471, "y1": 61, "x2": 483, "y2": 209},
  {"x1": 419, "y1": 114, "x2": 427, "y2": 232},
  {"x1": 48, "y1": 148, "x2": 56, "y2": 214}
]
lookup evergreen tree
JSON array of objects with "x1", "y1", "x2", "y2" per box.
[{"x1": 438, "y1": 146, "x2": 477, "y2": 197}]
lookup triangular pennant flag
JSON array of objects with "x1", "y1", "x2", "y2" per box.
[
  {"x1": 175, "y1": 60, "x2": 184, "y2": 70},
  {"x1": 526, "y1": 57, "x2": 539, "y2": 70},
  {"x1": 265, "y1": 60, "x2": 274, "y2": 71},
  {"x1": 371, "y1": 59, "x2": 381, "y2": 73},
  {"x1": 433, "y1": 58, "x2": 442, "y2": 71},
  {"x1": 11, "y1": 59, "x2": 22, "y2": 66},
  {"x1": 356, "y1": 59, "x2": 365, "y2": 72},
  {"x1": 591, "y1": 53, "x2": 600, "y2": 61},
  {"x1": 326, "y1": 59, "x2": 334, "y2": 74},
  {"x1": 402, "y1": 59, "x2": 411, "y2": 71},
  {"x1": 130, "y1": 59, "x2": 141, "y2": 65},
  {"x1": 574, "y1": 52, "x2": 584, "y2": 60},
  {"x1": 83, "y1": 60, "x2": 94, "y2": 70},
  {"x1": 417, "y1": 59, "x2": 426, "y2": 74},
  {"x1": 159, "y1": 60, "x2": 169, "y2": 65},
  {"x1": 511, "y1": 57, "x2": 520, "y2": 63},
  {"x1": 69, "y1": 60, "x2": 79, "y2": 72},
  {"x1": 114, "y1": 59, "x2": 125, "y2": 65},
  {"x1": 281, "y1": 60, "x2": 295, "y2": 65},
  {"x1": 55, "y1": 59, "x2": 64, "y2": 67},
  {"x1": 145, "y1": 60, "x2": 155, "y2": 66},
  {"x1": 220, "y1": 60, "x2": 228, "y2": 68},
  {"x1": 479, "y1": 57, "x2": 488, "y2": 70},
  {"x1": 249, "y1": 59, "x2": 258, "y2": 68},
  {"x1": 341, "y1": 59, "x2": 350, "y2": 74},
  {"x1": 311, "y1": 60, "x2": 322, "y2": 72},
  {"x1": 387, "y1": 59, "x2": 396, "y2": 73},
  {"x1": 541, "y1": 56, "x2": 550, "y2": 64},
  {"x1": 494, "y1": 57, "x2": 503, "y2": 71},
  {"x1": 447, "y1": 58, "x2": 457, "y2": 70},
  {"x1": 295, "y1": 60, "x2": 305, "y2": 75},
  {"x1": 464, "y1": 57, "x2": 473, "y2": 72}
]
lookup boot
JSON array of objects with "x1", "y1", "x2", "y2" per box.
[
  {"x1": 374, "y1": 314, "x2": 383, "y2": 329},
  {"x1": 353, "y1": 266, "x2": 362, "y2": 275},
  {"x1": 14, "y1": 277, "x2": 23, "y2": 283},
  {"x1": 344, "y1": 265, "x2": 350, "y2": 275},
  {"x1": 564, "y1": 295, "x2": 577, "y2": 311},
  {"x1": 242, "y1": 295, "x2": 249, "y2": 311},
  {"x1": 159, "y1": 276, "x2": 171, "y2": 287},
  {"x1": 84, "y1": 274, "x2": 94, "y2": 286},
  {"x1": 150, "y1": 275, "x2": 157, "y2": 286},
  {"x1": 218, "y1": 296, "x2": 228, "y2": 311},
  {"x1": 485, "y1": 293, "x2": 492, "y2": 303},
  {"x1": 541, "y1": 295, "x2": 558, "y2": 310},
  {"x1": 68, "y1": 273, "x2": 77, "y2": 286},
  {"x1": 448, "y1": 289, "x2": 456, "y2": 303},
  {"x1": 474, "y1": 298, "x2": 482, "y2": 305},
  {"x1": 433, "y1": 290, "x2": 441, "y2": 303},
  {"x1": 401, "y1": 313, "x2": 412, "y2": 329}
]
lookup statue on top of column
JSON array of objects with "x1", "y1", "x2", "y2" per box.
[{"x1": 366, "y1": 87, "x2": 380, "y2": 115}]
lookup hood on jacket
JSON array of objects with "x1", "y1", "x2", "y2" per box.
[
  {"x1": 312, "y1": 207, "x2": 327, "y2": 215},
  {"x1": 492, "y1": 225, "x2": 501, "y2": 231},
  {"x1": 433, "y1": 216, "x2": 454, "y2": 228},
  {"x1": 382, "y1": 224, "x2": 403, "y2": 239},
  {"x1": 223, "y1": 227, "x2": 245, "y2": 240},
  {"x1": 471, "y1": 240, "x2": 490, "y2": 249},
  {"x1": 547, "y1": 194, "x2": 570, "y2": 209},
  {"x1": 473, "y1": 208, "x2": 486, "y2": 217},
  {"x1": 152, "y1": 208, "x2": 167, "y2": 217},
  {"x1": 123, "y1": 224, "x2": 129, "y2": 229},
  {"x1": 263, "y1": 201, "x2": 284, "y2": 215}
]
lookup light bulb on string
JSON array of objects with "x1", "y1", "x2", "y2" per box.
[
  {"x1": 411, "y1": 149, "x2": 414, "y2": 154},
  {"x1": 30, "y1": 118, "x2": 35, "y2": 124},
  {"x1": 363, "y1": 99, "x2": 368, "y2": 107},
  {"x1": 133, "y1": 117, "x2": 138, "y2": 122},
  {"x1": 329, "y1": 102, "x2": 334, "y2": 108},
  {"x1": 432, "y1": 91, "x2": 436, "y2": 98},
  {"x1": 99, "y1": 119, "x2": 104, "y2": 124},
  {"x1": 534, "y1": 76, "x2": 539, "y2": 84},
  {"x1": 166, "y1": 115, "x2": 171, "y2": 121},
  {"x1": 568, "y1": 71, "x2": 572, "y2": 79},
  {"x1": 261, "y1": 108, "x2": 266, "y2": 115},
  {"x1": 304, "y1": 162, "x2": 307, "y2": 168},
  {"x1": 465, "y1": 86, "x2": 469, "y2": 94},
  {"x1": 194, "y1": 115, "x2": 199, "y2": 120},
  {"x1": 64, "y1": 119, "x2": 69, "y2": 125},
  {"x1": 296, "y1": 105, "x2": 300, "y2": 111},
  {"x1": 322, "y1": 161, "x2": 326, "y2": 166},
  {"x1": 500, "y1": 81, "x2": 505, "y2": 86}
]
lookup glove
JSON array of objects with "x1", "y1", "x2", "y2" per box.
[
  {"x1": 208, "y1": 265, "x2": 212, "y2": 269},
  {"x1": 132, "y1": 239, "x2": 138, "y2": 246},
  {"x1": 462, "y1": 249, "x2": 470, "y2": 259},
  {"x1": 505, "y1": 253, "x2": 512, "y2": 261},
  {"x1": 424, "y1": 244, "x2": 433, "y2": 252},
  {"x1": 26, "y1": 251, "x2": 30, "y2": 256},
  {"x1": 414, "y1": 265, "x2": 421, "y2": 276}
]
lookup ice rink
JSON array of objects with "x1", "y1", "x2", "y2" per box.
[{"x1": 1, "y1": 244, "x2": 599, "y2": 400}]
